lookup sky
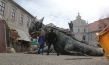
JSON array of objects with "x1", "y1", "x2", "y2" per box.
[{"x1": 14, "y1": 0, "x2": 109, "y2": 29}]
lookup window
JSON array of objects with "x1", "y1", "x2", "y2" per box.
[
  {"x1": 27, "y1": 19, "x2": 30, "y2": 27},
  {"x1": 11, "y1": 9, "x2": 16, "y2": 21},
  {"x1": 84, "y1": 28, "x2": 86, "y2": 32},
  {"x1": 0, "y1": 1, "x2": 5, "y2": 15},
  {"x1": 20, "y1": 14, "x2": 23, "y2": 25},
  {"x1": 78, "y1": 28, "x2": 80, "y2": 32},
  {"x1": 91, "y1": 35, "x2": 92, "y2": 40}
]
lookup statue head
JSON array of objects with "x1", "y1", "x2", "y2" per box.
[{"x1": 29, "y1": 17, "x2": 44, "y2": 38}]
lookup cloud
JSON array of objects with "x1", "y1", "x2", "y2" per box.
[{"x1": 14, "y1": 0, "x2": 109, "y2": 29}]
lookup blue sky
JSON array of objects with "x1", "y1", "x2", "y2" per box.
[{"x1": 14, "y1": 0, "x2": 109, "y2": 29}]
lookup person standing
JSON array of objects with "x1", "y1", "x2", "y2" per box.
[
  {"x1": 37, "y1": 31, "x2": 45, "y2": 55},
  {"x1": 46, "y1": 29, "x2": 60, "y2": 56}
]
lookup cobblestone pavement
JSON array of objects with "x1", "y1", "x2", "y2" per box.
[{"x1": 0, "y1": 53, "x2": 109, "y2": 65}]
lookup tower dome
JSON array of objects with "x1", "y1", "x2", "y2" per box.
[{"x1": 76, "y1": 13, "x2": 81, "y2": 19}]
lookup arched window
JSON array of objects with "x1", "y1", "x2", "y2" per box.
[
  {"x1": 91, "y1": 35, "x2": 92, "y2": 40},
  {"x1": 84, "y1": 28, "x2": 86, "y2": 32},
  {"x1": 78, "y1": 29, "x2": 80, "y2": 32}
]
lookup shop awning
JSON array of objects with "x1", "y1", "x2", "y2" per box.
[{"x1": 16, "y1": 29, "x2": 30, "y2": 41}]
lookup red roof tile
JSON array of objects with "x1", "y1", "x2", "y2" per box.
[{"x1": 88, "y1": 17, "x2": 109, "y2": 32}]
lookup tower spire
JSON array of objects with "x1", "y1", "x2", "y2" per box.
[
  {"x1": 78, "y1": 12, "x2": 79, "y2": 15},
  {"x1": 76, "y1": 12, "x2": 81, "y2": 19}
]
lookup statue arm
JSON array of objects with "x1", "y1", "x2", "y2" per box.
[{"x1": 68, "y1": 23, "x2": 70, "y2": 25}]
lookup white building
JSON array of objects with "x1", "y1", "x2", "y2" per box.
[
  {"x1": 71, "y1": 13, "x2": 88, "y2": 41},
  {"x1": 0, "y1": 0, "x2": 34, "y2": 41},
  {"x1": 69, "y1": 13, "x2": 109, "y2": 45}
]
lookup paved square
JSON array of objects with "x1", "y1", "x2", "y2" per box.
[{"x1": 0, "y1": 53, "x2": 109, "y2": 65}]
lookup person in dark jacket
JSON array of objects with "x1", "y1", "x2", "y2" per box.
[
  {"x1": 46, "y1": 29, "x2": 60, "y2": 56},
  {"x1": 37, "y1": 31, "x2": 45, "y2": 55}
]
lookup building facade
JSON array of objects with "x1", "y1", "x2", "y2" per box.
[
  {"x1": 69, "y1": 13, "x2": 109, "y2": 45},
  {"x1": 0, "y1": 0, "x2": 34, "y2": 41},
  {"x1": 71, "y1": 13, "x2": 88, "y2": 41}
]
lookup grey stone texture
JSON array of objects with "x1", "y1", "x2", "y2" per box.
[{"x1": 0, "y1": 53, "x2": 108, "y2": 65}]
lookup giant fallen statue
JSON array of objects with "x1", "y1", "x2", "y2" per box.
[{"x1": 28, "y1": 17, "x2": 104, "y2": 56}]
